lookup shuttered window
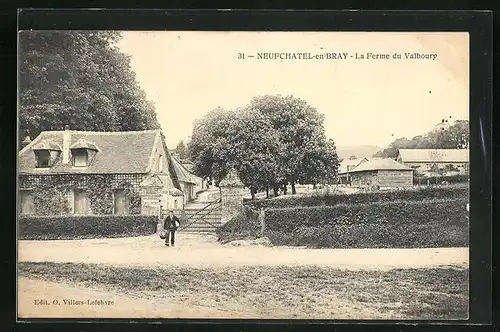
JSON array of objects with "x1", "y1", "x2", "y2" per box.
[
  {"x1": 73, "y1": 150, "x2": 88, "y2": 167},
  {"x1": 20, "y1": 191, "x2": 35, "y2": 215},
  {"x1": 74, "y1": 189, "x2": 90, "y2": 215},
  {"x1": 113, "y1": 189, "x2": 130, "y2": 215}
]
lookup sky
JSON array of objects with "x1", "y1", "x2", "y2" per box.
[{"x1": 116, "y1": 31, "x2": 469, "y2": 149}]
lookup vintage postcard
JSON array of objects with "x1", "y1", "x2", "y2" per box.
[{"x1": 17, "y1": 30, "x2": 470, "y2": 320}]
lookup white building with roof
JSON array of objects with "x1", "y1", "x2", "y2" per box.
[{"x1": 396, "y1": 149, "x2": 469, "y2": 176}]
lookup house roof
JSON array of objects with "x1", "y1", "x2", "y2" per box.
[
  {"x1": 338, "y1": 157, "x2": 368, "y2": 174},
  {"x1": 397, "y1": 149, "x2": 469, "y2": 163},
  {"x1": 170, "y1": 155, "x2": 201, "y2": 184},
  {"x1": 19, "y1": 129, "x2": 161, "y2": 174},
  {"x1": 349, "y1": 158, "x2": 413, "y2": 173},
  {"x1": 32, "y1": 139, "x2": 62, "y2": 151},
  {"x1": 70, "y1": 138, "x2": 101, "y2": 152}
]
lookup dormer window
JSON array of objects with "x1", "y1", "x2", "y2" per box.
[
  {"x1": 73, "y1": 149, "x2": 88, "y2": 167},
  {"x1": 35, "y1": 150, "x2": 51, "y2": 167},
  {"x1": 32, "y1": 139, "x2": 62, "y2": 168},
  {"x1": 69, "y1": 139, "x2": 100, "y2": 168}
]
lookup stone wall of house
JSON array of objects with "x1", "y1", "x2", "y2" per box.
[
  {"x1": 378, "y1": 170, "x2": 413, "y2": 188},
  {"x1": 219, "y1": 169, "x2": 245, "y2": 224},
  {"x1": 351, "y1": 171, "x2": 378, "y2": 189},
  {"x1": 18, "y1": 173, "x2": 144, "y2": 216}
]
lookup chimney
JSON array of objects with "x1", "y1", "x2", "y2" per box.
[{"x1": 62, "y1": 125, "x2": 71, "y2": 164}]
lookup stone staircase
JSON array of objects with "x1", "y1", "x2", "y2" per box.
[{"x1": 176, "y1": 189, "x2": 222, "y2": 233}]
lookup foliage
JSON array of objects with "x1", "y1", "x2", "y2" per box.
[
  {"x1": 220, "y1": 197, "x2": 468, "y2": 248},
  {"x1": 188, "y1": 95, "x2": 340, "y2": 195},
  {"x1": 374, "y1": 119, "x2": 469, "y2": 158},
  {"x1": 187, "y1": 107, "x2": 233, "y2": 184},
  {"x1": 174, "y1": 140, "x2": 189, "y2": 159},
  {"x1": 250, "y1": 95, "x2": 339, "y2": 191},
  {"x1": 244, "y1": 186, "x2": 468, "y2": 210},
  {"x1": 18, "y1": 215, "x2": 157, "y2": 240},
  {"x1": 216, "y1": 208, "x2": 261, "y2": 243},
  {"x1": 18, "y1": 30, "x2": 160, "y2": 146}
]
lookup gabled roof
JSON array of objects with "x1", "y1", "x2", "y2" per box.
[
  {"x1": 32, "y1": 139, "x2": 62, "y2": 151},
  {"x1": 170, "y1": 155, "x2": 202, "y2": 184},
  {"x1": 19, "y1": 130, "x2": 161, "y2": 174},
  {"x1": 349, "y1": 158, "x2": 413, "y2": 173},
  {"x1": 397, "y1": 149, "x2": 469, "y2": 163},
  {"x1": 70, "y1": 138, "x2": 101, "y2": 152},
  {"x1": 338, "y1": 157, "x2": 368, "y2": 174}
]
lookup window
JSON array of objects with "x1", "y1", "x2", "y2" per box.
[
  {"x1": 20, "y1": 190, "x2": 35, "y2": 214},
  {"x1": 113, "y1": 189, "x2": 129, "y2": 215},
  {"x1": 73, "y1": 150, "x2": 88, "y2": 167},
  {"x1": 158, "y1": 155, "x2": 164, "y2": 172},
  {"x1": 74, "y1": 189, "x2": 90, "y2": 215},
  {"x1": 35, "y1": 150, "x2": 51, "y2": 168}
]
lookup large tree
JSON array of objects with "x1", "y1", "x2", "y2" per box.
[
  {"x1": 249, "y1": 95, "x2": 339, "y2": 194},
  {"x1": 19, "y1": 30, "x2": 160, "y2": 144},
  {"x1": 187, "y1": 107, "x2": 235, "y2": 184},
  {"x1": 189, "y1": 95, "x2": 340, "y2": 197},
  {"x1": 174, "y1": 140, "x2": 189, "y2": 159}
]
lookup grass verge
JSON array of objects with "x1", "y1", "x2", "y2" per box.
[{"x1": 19, "y1": 261, "x2": 468, "y2": 320}]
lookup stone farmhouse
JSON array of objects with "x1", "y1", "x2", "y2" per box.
[
  {"x1": 396, "y1": 149, "x2": 469, "y2": 176},
  {"x1": 18, "y1": 127, "x2": 204, "y2": 216},
  {"x1": 337, "y1": 157, "x2": 368, "y2": 185},
  {"x1": 348, "y1": 158, "x2": 414, "y2": 190}
]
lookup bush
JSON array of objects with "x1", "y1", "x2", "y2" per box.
[
  {"x1": 263, "y1": 198, "x2": 468, "y2": 248},
  {"x1": 222, "y1": 197, "x2": 469, "y2": 248},
  {"x1": 244, "y1": 186, "x2": 468, "y2": 210},
  {"x1": 19, "y1": 215, "x2": 158, "y2": 240},
  {"x1": 265, "y1": 198, "x2": 467, "y2": 231},
  {"x1": 216, "y1": 206, "x2": 261, "y2": 243}
]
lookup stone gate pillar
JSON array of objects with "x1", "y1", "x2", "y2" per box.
[{"x1": 219, "y1": 168, "x2": 246, "y2": 224}]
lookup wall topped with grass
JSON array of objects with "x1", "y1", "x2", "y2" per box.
[
  {"x1": 19, "y1": 215, "x2": 158, "y2": 240},
  {"x1": 218, "y1": 188, "x2": 469, "y2": 248}
]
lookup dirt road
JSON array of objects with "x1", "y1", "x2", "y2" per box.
[{"x1": 18, "y1": 234, "x2": 469, "y2": 270}]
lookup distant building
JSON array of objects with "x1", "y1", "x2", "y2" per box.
[
  {"x1": 337, "y1": 157, "x2": 368, "y2": 185},
  {"x1": 170, "y1": 154, "x2": 206, "y2": 202},
  {"x1": 396, "y1": 149, "x2": 469, "y2": 176},
  {"x1": 349, "y1": 158, "x2": 414, "y2": 189}
]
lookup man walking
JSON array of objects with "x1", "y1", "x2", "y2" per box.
[{"x1": 163, "y1": 210, "x2": 180, "y2": 246}]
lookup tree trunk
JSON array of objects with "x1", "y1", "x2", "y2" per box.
[
  {"x1": 282, "y1": 184, "x2": 288, "y2": 195},
  {"x1": 273, "y1": 187, "x2": 279, "y2": 197},
  {"x1": 313, "y1": 183, "x2": 317, "y2": 189},
  {"x1": 251, "y1": 191, "x2": 255, "y2": 200},
  {"x1": 291, "y1": 182, "x2": 296, "y2": 194},
  {"x1": 266, "y1": 188, "x2": 269, "y2": 199}
]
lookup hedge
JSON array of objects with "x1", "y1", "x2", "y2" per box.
[
  {"x1": 219, "y1": 198, "x2": 469, "y2": 248},
  {"x1": 216, "y1": 206, "x2": 261, "y2": 243},
  {"x1": 19, "y1": 215, "x2": 158, "y2": 240},
  {"x1": 244, "y1": 186, "x2": 468, "y2": 210}
]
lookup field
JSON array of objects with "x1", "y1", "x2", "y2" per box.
[{"x1": 18, "y1": 234, "x2": 469, "y2": 320}]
